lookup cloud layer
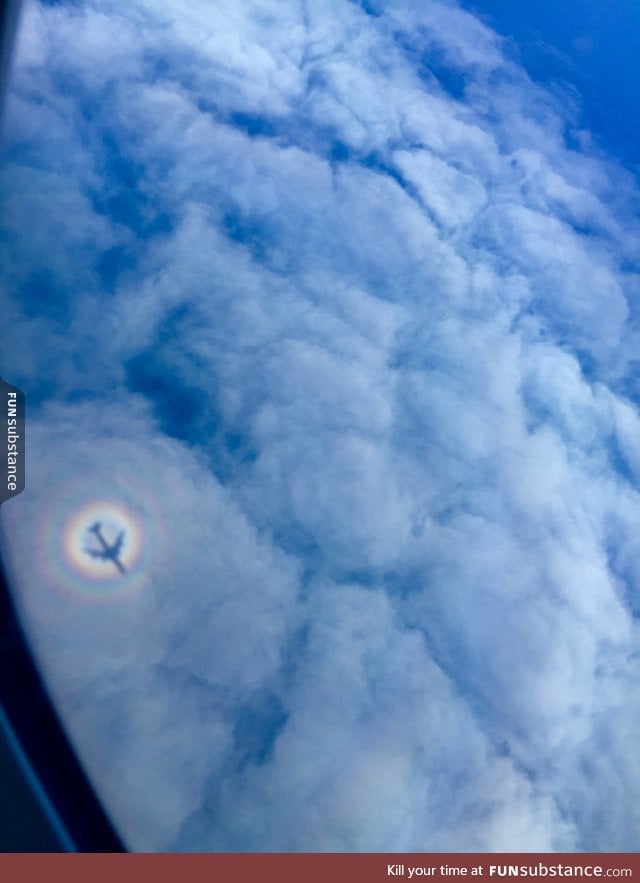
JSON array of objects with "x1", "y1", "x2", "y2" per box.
[{"x1": 1, "y1": 0, "x2": 639, "y2": 851}]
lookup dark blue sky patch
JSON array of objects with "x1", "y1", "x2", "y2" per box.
[
  {"x1": 329, "y1": 139, "x2": 353, "y2": 163},
  {"x1": 17, "y1": 269, "x2": 71, "y2": 322},
  {"x1": 122, "y1": 304, "x2": 243, "y2": 455},
  {"x1": 355, "y1": 0, "x2": 382, "y2": 17},
  {"x1": 602, "y1": 527, "x2": 640, "y2": 619},
  {"x1": 146, "y1": 211, "x2": 175, "y2": 237},
  {"x1": 418, "y1": 53, "x2": 468, "y2": 102},
  {"x1": 233, "y1": 691, "x2": 288, "y2": 769},
  {"x1": 125, "y1": 303, "x2": 266, "y2": 480},
  {"x1": 221, "y1": 210, "x2": 272, "y2": 264},
  {"x1": 95, "y1": 245, "x2": 138, "y2": 292},
  {"x1": 83, "y1": 129, "x2": 176, "y2": 239},
  {"x1": 101, "y1": 137, "x2": 143, "y2": 192},
  {"x1": 229, "y1": 111, "x2": 280, "y2": 139},
  {"x1": 339, "y1": 568, "x2": 378, "y2": 588},
  {"x1": 196, "y1": 95, "x2": 219, "y2": 116},
  {"x1": 102, "y1": 192, "x2": 146, "y2": 230},
  {"x1": 605, "y1": 432, "x2": 638, "y2": 491},
  {"x1": 360, "y1": 151, "x2": 408, "y2": 190},
  {"x1": 429, "y1": 65, "x2": 467, "y2": 102},
  {"x1": 568, "y1": 345, "x2": 598, "y2": 383},
  {"x1": 610, "y1": 361, "x2": 640, "y2": 408},
  {"x1": 126, "y1": 354, "x2": 207, "y2": 429},
  {"x1": 77, "y1": 93, "x2": 104, "y2": 127},
  {"x1": 292, "y1": 120, "x2": 356, "y2": 164},
  {"x1": 88, "y1": 132, "x2": 150, "y2": 231},
  {"x1": 125, "y1": 349, "x2": 219, "y2": 449},
  {"x1": 392, "y1": 27, "x2": 468, "y2": 102},
  {"x1": 384, "y1": 566, "x2": 430, "y2": 600}
]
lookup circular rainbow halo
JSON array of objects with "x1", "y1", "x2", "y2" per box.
[
  {"x1": 63, "y1": 499, "x2": 143, "y2": 582},
  {"x1": 47, "y1": 490, "x2": 160, "y2": 601}
]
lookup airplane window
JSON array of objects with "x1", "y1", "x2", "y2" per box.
[{"x1": 1, "y1": 0, "x2": 639, "y2": 853}]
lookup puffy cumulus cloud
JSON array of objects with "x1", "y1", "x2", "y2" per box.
[
  {"x1": 1, "y1": 0, "x2": 640, "y2": 852},
  {"x1": 176, "y1": 583, "x2": 576, "y2": 851}
]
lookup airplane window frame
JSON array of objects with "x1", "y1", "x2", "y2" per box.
[
  {"x1": 0, "y1": 0, "x2": 125, "y2": 853},
  {"x1": 0, "y1": 555, "x2": 126, "y2": 852}
]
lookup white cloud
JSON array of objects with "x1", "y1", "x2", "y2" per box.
[
  {"x1": 1, "y1": 0, "x2": 639, "y2": 852},
  {"x1": 394, "y1": 148, "x2": 488, "y2": 229}
]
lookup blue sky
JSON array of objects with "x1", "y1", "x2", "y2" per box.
[
  {"x1": 461, "y1": 0, "x2": 640, "y2": 172},
  {"x1": 1, "y1": 0, "x2": 639, "y2": 852}
]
